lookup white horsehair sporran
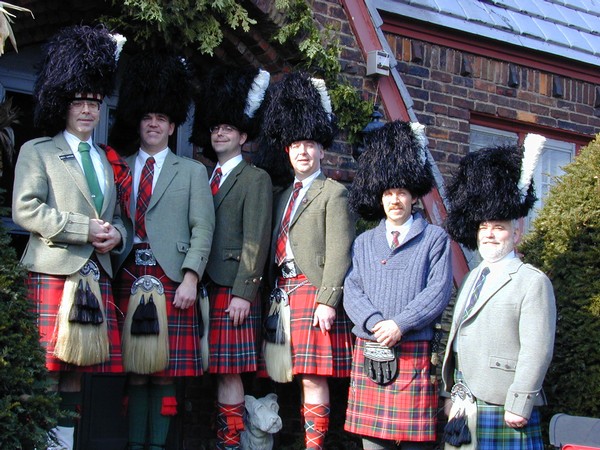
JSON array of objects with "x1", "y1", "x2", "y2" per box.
[
  {"x1": 444, "y1": 380, "x2": 477, "y2": 450},
  {"x1": 122, "y1": 275, "x2": 169, "y2": 374},
  {"x1": 263, "y1": 286, "x2": 293, "y2": 383},
  {"x1": 54, "y1": 260, "x2": 109, "y2": 365}
]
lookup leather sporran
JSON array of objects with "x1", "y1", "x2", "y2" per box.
[{"x1": 363, "y1": 341, "x2": 398, "y2": 385}]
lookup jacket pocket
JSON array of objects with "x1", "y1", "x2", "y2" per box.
[
  {"x1": 222, "y1": 248, "x2": 241, "y2": 262},
  {"x1": 489, "y1": 355, "x2": 517, "y2": 372},
  {"x1": 177, "y1": 241, "x2": 190, "y2": 254}
]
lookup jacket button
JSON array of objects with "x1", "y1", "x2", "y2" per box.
[
  {"x1": 514, "y1": 393, "x2": 519, "y2": 397},
  {"x1": 495, "y1": 362, "x2": 501, "y2": 367},
  {"x1": 505, "y1": 364, "x2": 510, "y2": 369},
  {"x1": 381, "y1": 260, "x2": 387, "y2": 265}
]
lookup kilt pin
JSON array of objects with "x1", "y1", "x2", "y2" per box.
[
  {"x1": 27, "y1": 269, "x2": 123, "y2": 373},
  {"x1": 114, "y1": 246, "x2": 202, "y2": 377},
  {"x1": 345, "y1": 338, "x2": 437, "y2": 441}
]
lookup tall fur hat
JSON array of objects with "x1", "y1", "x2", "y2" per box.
[
  {"x1": 114, "y1": 51, "x2": 192, "y2": 129},
  {"x1": 256, "y1": 71, "x2": 337, "y2": 187},
  {"x1": 445, "y1": 134, "x2": 545, "y2": 250},
  {"x1": 348, "y1": 120, "x2": 434, "y2": 221},
  {"x1": 190, "y1": 65, "x2": 270, "y2": 160},
  {"x1": 33, "y1": 25, "x2": 124, "y2": 136}
]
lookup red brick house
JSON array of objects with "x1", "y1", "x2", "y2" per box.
[{"x1": 1, "y1": 1, "x2": 599, "y2": 448}]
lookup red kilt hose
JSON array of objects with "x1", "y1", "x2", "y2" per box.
[
  {"x1": 283, "y1": 274, "x2": 353, "y2": 377},
  {"x1": 345, "y1": 338, "x2": 437, "y2": 442},
  {"x1": 27, "y1": 269, "x2": 123, "y2": 373},
  {"x1": 114, "y1": 247, "x2": 203, "y2": 377},
  {"x1": 208, "y1": 284, "x2": 261, "y2": 373}
]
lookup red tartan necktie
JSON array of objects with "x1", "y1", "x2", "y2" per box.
[
  {"x1": 210, "y1": 167, "x2": 222, "y2": 195},
  {"x1": 101, "y1": 144, "x2": 132, "y2": 219},
  {"x1": 275, "y1": 182, "x2": 303, "y2": 265},
  {"x1": 391, "y1": 230, "x2": 400, "y2": 250},
  {"x1": 135, "y1": 156, "x2": 155, "y2": 240}
]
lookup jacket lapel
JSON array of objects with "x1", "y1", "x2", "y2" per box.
[
  {"x1": 126, "y1": 154, "x2": 137, "y2": 217},
  {"x1": 290, "y1": 174, "x2": 325, "y2": 227},
  {"x1": 213, "y1": 160, "x2": 246, "y2": 209},
  {"x1": 55, "y1": 134, "x2": 96, "y2": 212},
  {"x1": 96, "y1": 144, "x2": 114, "y2": 216},
  {"x1": 468, "y1": 257, "x2": 523, "y2": 317},
  {"x1": 147, "y1": 150, "x2": 178, "y2": 211}
]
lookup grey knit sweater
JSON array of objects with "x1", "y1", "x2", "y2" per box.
[{"x1": 343, "y1": 214, "x2": 453, "y2": 342}]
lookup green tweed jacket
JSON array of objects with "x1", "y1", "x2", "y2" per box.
[
  {"x1": 206, "y1": 160, "x2": 273, "y2": 301},
  {"x1": 269, "y1": 173, "x2": 355, "y2": 308}
]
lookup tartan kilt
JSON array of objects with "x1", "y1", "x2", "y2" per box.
[
  {"x1": 27, "y1": 268, "x2": 123, "y2": 373},
  {"x1": 113, "y1": 249, "x2": 202, "y2": 377},
  {"x1": 345, "y1": 338, "x2": 437, "y2": 442},
  {"x1": 476, "y1": 402, "x2": 543, "y2": 450},
  {"x1": 283, "y1": 274, "x2": 353, "y2": 377},
  {"x1": 207, "y1": 284, "x2": 260, "y2": 374}
]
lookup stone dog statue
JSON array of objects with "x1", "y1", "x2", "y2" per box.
[{"x1": 241, "y1": 393, "x2": 282, "y2": 450}]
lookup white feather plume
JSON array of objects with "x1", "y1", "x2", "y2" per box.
[
  {"x1": 518, "y1": 133, "x2": 545, "y2": 196},
  {"x1": 310, "y1": 77, "x2": 333, "y2": 119},
  {"x1": 244, "y1": 69, "x2": 270, "y2": 118},
  {"x1": 410, "y1": 122, "x2": 428, "y2": 165},
  {"x1": 111, "y1": 33, "x2": 127, "y2": 62}
]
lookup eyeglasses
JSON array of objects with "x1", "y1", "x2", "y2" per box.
[
  {"x1": 70, "y1": 100, "x2": 101, "y2": 112},
  {"x1": 209, "y1": 125, "x2": 238, "y2": 134}
]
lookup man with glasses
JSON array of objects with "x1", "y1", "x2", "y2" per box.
[
  {"x1": 12, "y1": 25, "x2": 126, "y2": 450},
  {"x1": 111, "y1": 52, "x2": 214, "y2": 450},
  {"x1": 191, "y1": 66, "x2": 271, "y2": 450}
]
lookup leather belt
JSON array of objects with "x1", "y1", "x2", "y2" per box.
[{"x1": 278, "y1": 260, "x2": 301, "y2": 279}]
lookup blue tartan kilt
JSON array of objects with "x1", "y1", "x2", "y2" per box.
[{"x1": 477, "y1": 401, "x2": 543, "y2": 450}]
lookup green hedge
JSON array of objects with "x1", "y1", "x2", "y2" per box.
[
  {"x1": 520, "y1": 135, "x2": 600, "y2": 418},
  {"x1": 0, "y1": 219, "x2": 61, "y2": 449}
]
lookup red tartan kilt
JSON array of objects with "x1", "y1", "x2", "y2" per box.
[
  {"x1": 345, "y1": 338, "x2": 437, "y2": 442},
  {"x1": 282, "y1": 275, "x2": 353, "y2": 377},
  {"x1": 207, "y1": 285, "x2": 260, "y2": 374},
  {"x1": 27, "y1": 269, "x2": 123, "y2": 373},
  {"x1": 113, "y1": 249, "x2": 203, "y2": 377}
]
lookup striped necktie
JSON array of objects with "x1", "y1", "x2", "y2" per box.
[{"x1": 463, "y1": 267, "x2": 490, "y2": 318}]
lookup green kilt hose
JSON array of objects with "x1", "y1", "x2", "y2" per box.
[
  {"x1": 27, "y1": 269, "x2": 123, "y2": 373},
  {"x1": 208, "y1": 284, "x2": 261, "y2": 373},
  {"x1": 283, "y1": 274, "x2": 353, "y2": 377},
  {"x1": 114, "y1": 246, "x2": 203, "y2": 377},
  {"x1": 345, "y1": 338, "x2": 437, "y2": 442},
  {"x1": 477, "y1": 402, "x2": 543, "y2": 450}
]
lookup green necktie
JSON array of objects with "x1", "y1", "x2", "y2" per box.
[{"x1": 78, "y1": 142, "x2": 104, "y2": 213}]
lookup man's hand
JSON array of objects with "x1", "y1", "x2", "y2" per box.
[
  {"x1": 313, "y1": 304, "x2": 336, "y2": 334},
  {"x1": 90, "y1": 219, "x2": 122, "y2": 253},
  {"x1": 504, "y1": 410, "x2": 528, "y2": 429},
  {"x1": 444, "y1": 398, "x2": 453, "y2": 417},
  {"x1": 173, "y1": 271, "x2": 198, "y2": 309},
  {"x1": 372, "y1": 320, "x2": 402, "y2": 348},
  {"x1": 226, "y1": 296, "x2": 251, "y2": 327}
]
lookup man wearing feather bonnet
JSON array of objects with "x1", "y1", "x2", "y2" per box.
[
  {"x1": 441, "y1": 135, "x2": 556, "y2": 450},
  {"x1": 11, "y1": 25, "x2": 126, "y2": 449}
]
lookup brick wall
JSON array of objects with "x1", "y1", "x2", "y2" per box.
[{"x1": 385, "y1": 34, "x2": 600, "y2": 182}]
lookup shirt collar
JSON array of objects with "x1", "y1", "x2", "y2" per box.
[
  {"x1": 294, "y1": 170, "x2": 321, "y2": 190},
  {"x1": 137, "y1": 147, "x2": 169, "y2": 169},
  {"x1": 215, "y1": 154, "x2": 243, "y2": 177},
  {"x1": 481, "y1": 250, "x2": 517, "y2": 274},
  {"x1": 385, "y1": 215, "x2": 414, "y2": 235},
  {"x1": 63, "y1": 130, "x2": 94, "y2": 153}
]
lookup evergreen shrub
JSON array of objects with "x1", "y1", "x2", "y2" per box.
[{"x1": 520, "y1": 135, "x2": 600, "y2": 418}]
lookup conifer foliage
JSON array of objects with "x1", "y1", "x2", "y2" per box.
[{"x1": 520, "y1": 135, "x2": 600, "y2": 417}]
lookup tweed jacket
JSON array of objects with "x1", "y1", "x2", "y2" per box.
[
  {"x1": 442, "y1": 257, "x2": 556, "y2": 419},
  {"x1": 206, "y1": 160, "x2": 272, "y2": 301},
  {"x1": 12, "y1": 133, "x2": 126, "y2": 277},
  {"x1": 268, "y1": 173, "x2": 355, "y2": 307},
  {"x1": 115, "y1": 150, "x2": 215, "y2": 283}
]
